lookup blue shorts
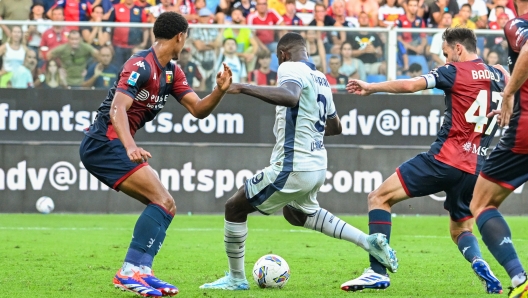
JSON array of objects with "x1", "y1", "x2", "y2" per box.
[
  {"x1": 481, "y1": 144, "x2": 528, "y2": 190},
  {"x1": 397, "y1": 153, "x2": 478, "y2": 222},
  {"x1": 79, "y1": 135, "x2": 147, "y2": 189}
]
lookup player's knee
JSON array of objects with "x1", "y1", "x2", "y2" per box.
[
  {"x1": 367, "y1": 189, "x2": 388, "y2": 209},
  {"x1": 283, "y1": 206, "x2": 306, "y2": 226},
  {"x1": 451, "y1": 229, "x2": 472, "y2": 244},
  {"x1": 159, "y1": 196, "x2": 176, "y2": 214}
]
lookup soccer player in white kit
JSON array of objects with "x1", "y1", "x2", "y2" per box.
[{"x1": 199, "y1": 32, "x2": 399, "y2": 291}]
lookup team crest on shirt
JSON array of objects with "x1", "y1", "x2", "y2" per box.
[
  {"x1": 81, "y1": 3, "x2": 86, "y2": 10},
  {"x1": 133, "y1": 8, "x2": 140, "y2": 15},
  {"x1": 127, "y1": 71, "x2": 140, "y2": 86},
  {"x1": 165, "y1": 71, "x2": 173, "y2": 83}
]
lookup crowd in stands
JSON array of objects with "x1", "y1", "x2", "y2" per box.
[{"x1": 0, "y1": 0, "x2": 514, "y2": 91}]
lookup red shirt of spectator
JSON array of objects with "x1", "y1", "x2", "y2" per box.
[
  {"x1": 396, "y1": 14, "x2": 425, "y2": 43},
  {"x1": 174, "y1": 0, "x2": 197, "y2": 23},
  {"x1": 40, "y1": 27, "x2": 70, "y2": 60},
  {"x1": 247, "y1": 2, "x2": 283, "y2": 45},
  {"x1": 52, "y1": 0, "x2": 92, "y2": 22}
]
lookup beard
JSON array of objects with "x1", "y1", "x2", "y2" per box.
[{"x1": 233, "y1": 19, "x2": 242, "y2": 24}]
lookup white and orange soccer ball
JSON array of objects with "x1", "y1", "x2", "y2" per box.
[{"x1": 252, "y1": 254, "x2": 290, "y2": 288}]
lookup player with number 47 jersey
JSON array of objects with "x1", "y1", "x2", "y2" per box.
[{"x1": 343, "y1": 28, "x2": 507, "y2": 294}]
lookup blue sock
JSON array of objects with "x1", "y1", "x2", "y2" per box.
[
  {"x1": 125, "y1": 204, "x2": 172, "y2": 267},
  {"x1": 477, "y1": 208, "x2": 524, "y2": 278},
  {"x1": 457, "y1": 231, "x2": 482, "y2": 263},
  {"x1": 368, "y1": 209, "x2": 391, "y2": 275}
]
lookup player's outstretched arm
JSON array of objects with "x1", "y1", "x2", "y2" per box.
[
  {"x1": 346, "y1": 77, "x2": 427, "y2": 95},
  {"x1": 500, "y1": 42, "x2": 528, "y2": 127},
  {"x1": 226, "y1": 82, "x2": 302, "y2": 107},
  {"x1": 111, "y1": 92, "x2": 152, "y2": 163},
  {"x1": 180, "y1": 63, "x2": 233, "y2": 119}
]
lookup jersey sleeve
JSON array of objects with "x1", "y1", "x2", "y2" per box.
[
  {"x1": 504, "y1": 18, "x2": 528, "y2": 52},
  {"x1": 277, "y1": 62, "x2": 305, "y2": 89},
  {"x1": 326, "y1": 96, "x2": 337, "y2": 119},
  {"x1": 421, "y1": 65, "x2": 457, "y2": 90},
  {"x1": 171, "y1": 64, "x2": 194, "y2": 102},
  {"x1": 116, "y1": 57, "x2": 151, "y2": 98}
]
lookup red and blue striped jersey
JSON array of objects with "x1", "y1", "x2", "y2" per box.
[
  {"x1": 421, "y1": 59, "x2": 507, "y2": 174},
  {"x1": 52, "y1": 0, "x2": 92, "y2": 22},
  {"x1": 502, "y1": 14, "x2": 528, "y2": 154},
  {"x1": 108, "y1": 3, "x2": 148, "y2": 48},
  {"x1": 85, "y1": 48, "x2": 194, "y2": 141}
]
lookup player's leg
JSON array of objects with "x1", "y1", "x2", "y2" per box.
[{"x1": 471, "y1": 148, "x2": 528, "y2": 297}]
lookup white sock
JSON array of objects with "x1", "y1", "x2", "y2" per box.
[
  {"x1": 139, "y1": 265, "x2": 152, "y2": 275},
  {"x1": 225, "y1": 220, "x2": 247, "y2": 280},
  {"x1": 120, "y1": 262, "x2": 141, "y2": 276},
  {"x1": 304, "y1": 208, "x2": 370, "y2": 250},
  {"x1": 512, "y1": 272, "x2": 527, "y2": 287}
]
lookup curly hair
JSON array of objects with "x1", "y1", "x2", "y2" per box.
[{"x1": 153, "y1": 12, "x2": 189, "y2": 40}]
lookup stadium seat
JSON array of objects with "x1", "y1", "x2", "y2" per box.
[
  {"x1": 397, "y1": 75, "x2": 411, "y2": 80},
  {"x1": 408, "y1": 55, "x2": 429, "y2": 74},
  {"x1": 270, "y1": 55, "x2": 279, "y2": 72},
  {"x1": 366, "y1": 74, "x2": 387, "y2": 83}
]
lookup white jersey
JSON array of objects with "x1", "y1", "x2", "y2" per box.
[{"x1": 270, "y1": 61, "x2": 337, "y2": 172}]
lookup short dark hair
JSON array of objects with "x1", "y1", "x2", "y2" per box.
[
  {"x1": 461, "y1": 3, "x2": 472, "y2": 10},
  {"x1": 409, "y1": 62, "x2": 422, "y2": 73},
  {"x1": 442, "y1": 27, "x2": 477, "y2": 53},
  {"x1": 329, "y1": 54, "x2": 341, "y2": 62},
  {"x1": 223, "y1": 37, "x2": 237, "y2": 46},
  {"x1": 277, "y1": 32, "x2": 306, "y2": 52},
  {"x1": 153, "y1": 12, "x2": 189, "y2": 40}
]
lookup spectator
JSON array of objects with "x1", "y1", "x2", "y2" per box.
[
  {"x1": 488, "y1": 6, "x2": 506, "y2": 27},
  {"x1": 296, "y1": 0, "x2": 315, "y2": 24},
  {"x1": 396, "y1": 0, "x2": 427, "y2": 55},
  {"x1": 81, "y1": 5, "x2": 111, "y2": 49},
  {"x1": 39, "y1": 7, "x2": 70, "y2": 61},
  {"x1": 488, "y1": 0, "x2": 515, "y2": 21},
  {"x1": 38, "y1": 59, "x2": 67, "y2": 88},
  {"x1": 248, "y1": 52, "x2": 276, "y2": 85},
  {"x1": 268, "y1": 0, "x2": 286, "y2": 16},
  {"x1": 406, "y1": 62, "x2": 430, "y2": 94},
  {"x1": 223, "y1": 8, "x2": 262, "y2": 72},
  {"x1": 283, "y1": 0, "x2": 303, "y2": 25},
  {"x1": 378, "y1": 0, "x2": 404, "y2": 27},
  {"x1": 148, "y1": 0, "x2": 182, "y2": 19},
  {"x1": 190, "y1": 7, "x2": 222, "y2": 90},
  {"x1": 396, "y1": 41, "x2": 409, "y2": 75},
  {"x1": 178, "y1": 48, "x2": 204, "y2": 90},
  {"x1": 247, "y1": 0, "x2": 284, "y2": 53},
  {"x1": 216, "y1": 38, "x2": 247, "y2": 83},
  {"x1": 309, "y1": 3, "x2": 337, "y2": 53},
  {"x1": 486, "y1": 50, "x2": 499, "y2": 65},
  {"x1": 305, "y1": 29, "x2": 327, "y2": 73},
  {"x1": 82, "y1": 45, "x2": 118, "y2": 88},
  {"x1": 428, "y1": 0, "x2": 459, "y2": 27},
  {"x1": 23, "y1": 2, "x2": 51, "y2": 57},
  {"x1": 0, "y1": 26, "x2": 27, "y2": 70},
  {"x1": 483, "y1": 12, "x2": 508, "y2": 66},
  {"x1": 451, "y1": 4, "x2": 476, "y2": 29},
  {"x1": 0, "y1": 0, "x2": 32, "y2": 43},
  {"x1": 339, "y1": 41, "x2": 366, "y2": 80},
  {"x1": 8, "y1": 49, "x2": 36, "y2": 88},
  {"x1": 233, "y1": 0, "x2": 257, "y2": 17},
  {"x1": 176, "y1": 0, "x2": 199, "y2": 23},
  {"x1": 349, "y1": 12, "x2": 385, "y2": 76},
  {"x1": 47, "y1": 30, "x2": 99, "y2": 87},
  {"x1": 325, "y1": 55, "x2": 348, "y2": 93},
  {"x1": 330, "y1": 0, "x2": 358, "y2": 52},
  {"x1": 346, "y1": 0, "x2": 379, "y2": 26},
  {"x1": 108, "y1": 0, "x2": 148, "y2": 66},
  {"x1": 457, "y1": 0, "x2": 488, "y2": 28},
  {"x1": 429, "y1": 11, "x2": 451, "y2": 66},
  {"x1": 47, "y1": 0, "x2": 93, "y2": 31}
]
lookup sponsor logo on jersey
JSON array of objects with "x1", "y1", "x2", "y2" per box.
[
  {"x1": 127, "y1": 71, "x2": 140, "y2": 86},
  {"x1": 136, "y1": 89, "x2": 150, "y2": 101},
  {"x1": 134, "y1": 61, "x2": 146, "y2": 69},
  {"x1": 166, "y1": 71, "x2": 173, "y2": 83}
]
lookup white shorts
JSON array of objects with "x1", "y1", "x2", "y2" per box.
[{"x1": 244, "y1": 165, "x2": 325, "y2": 215}]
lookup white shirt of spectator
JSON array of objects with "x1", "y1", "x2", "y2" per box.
[
  {"x1": 296, "y1": 0, "x2": 315, "y2": 25},
  {"x1": 378, "y1": 5, "x2": 404, "y2": 26},
  {"x1": 218, "y1": 55, "x2": 247, "y2": 83},
  {"x1": 457, "y1": 0, "x2": 488, "y2": 18},
  {"x1": 429, "y1": 31, "x2": 446, "y2": 64},
  {"x1": 4, "y1": 43, "x2": 26, "y2": 72},
  {"x1": 149, "y1": 4, "x2": 168, "y2": 18},
  {"x1": 22, "y1": 18, "x2": 52, "y2": 48},
  {"x1": 488, "y1": 7, "x2": 516, "y2": 21}
]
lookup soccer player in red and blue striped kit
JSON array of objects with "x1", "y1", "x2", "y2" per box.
[
  {"x1": 343, "y1": 27, "x2": 508, "y2": 294},
  {"x1": 470, "y1": 0, "x2": 528, "y2": 296},
  {"x1": 79, "y1": 12, "x2": 233, "y2": 297}
]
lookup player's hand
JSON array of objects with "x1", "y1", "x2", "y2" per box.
[
  {"x1": 126, "y1": 146, "x2": 152, "y2": 163},
  {"x1": 493, "y1": 64, "x2": 510, "y2": 83},
  {"x1": 499, "y1": 92, "x2": 514, "y2": 127},
  {"x1": 346, "y1": 79, "x2": 373, "y2": 96},
  {"x1": 216, "y1": 62, "x2": 233, "y2": 92}
]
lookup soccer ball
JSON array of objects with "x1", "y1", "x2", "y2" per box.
[
  {"x1": 252, "y1": 254, "x2": 290, "y2": 288},
  {"x1": 36, "y1": 196, "x2": 54, "y2": 214}
]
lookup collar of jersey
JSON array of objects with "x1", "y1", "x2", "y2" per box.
[
  {"x1": 299, "y1": 60, "x2": 316, "y2": 70},
  {"x1": 150, "y1": 47, "x2": 165, "y2": 70}
]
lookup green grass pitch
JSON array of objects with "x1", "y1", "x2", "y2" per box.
[{"x1": 1, "y1": 214, "x2": 528, "y2": 297}]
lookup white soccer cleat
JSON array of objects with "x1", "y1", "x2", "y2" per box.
[
  {"x1": 340, "y1": 268, "x2": 391, "y2": 292},
  {"x1": 366, "y1": 233, "x2": 398, "y2": 273},
  {"x1": 199, "y1": 272, "x2": 249, "y2": 290}
]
